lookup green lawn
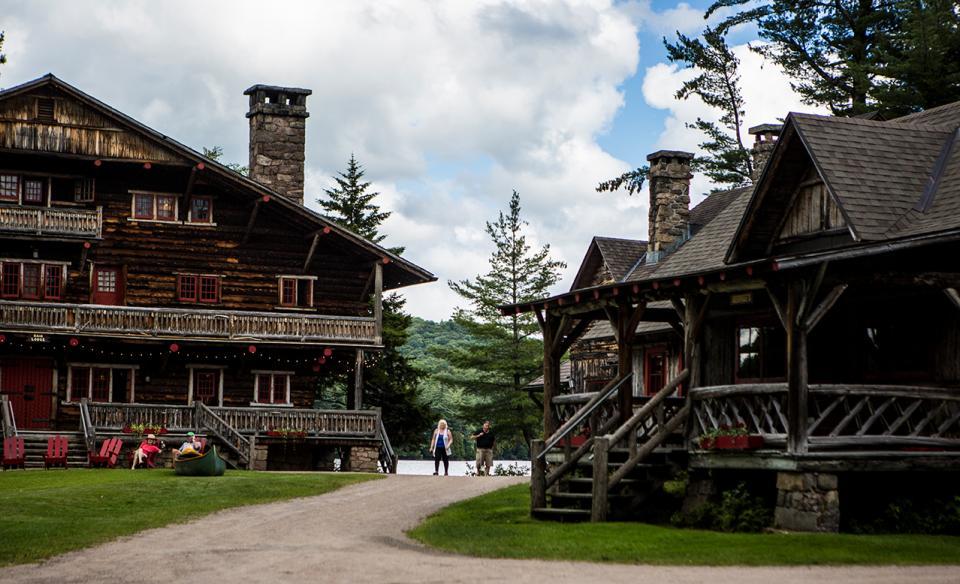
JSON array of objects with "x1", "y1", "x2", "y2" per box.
[
  {"x1": 0, "y1": 469, "x2": 380, "y2": 567},
  {"x1": 409, "y1": 484, "x2": 960, "y2": 566}
]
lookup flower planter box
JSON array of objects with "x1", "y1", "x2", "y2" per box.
[
  {"x1": 559, "y1": 435, "x2": 588, "y2": 448},
  {"x1": 715, "y1": 435, "x2": 749, "y2": 449},
  {"x1": 698, "y1": 436, "x2": 715, "y2": 450},
  {"x1": 747, "y1": 435, "x2": 764, "y2": 449}
]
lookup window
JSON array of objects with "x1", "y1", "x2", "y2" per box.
[
  {"x1": 254, "y1": 373, "x2": 291, "y2": 405},
  {"x1": 130, "y1": 192, "x2": 178, "y2": 222},
  {"x1": 177, "y1": 274, "x2": 221, "y2": 304},
  {"x1": 21, "y1": 264, "x2": 41, "y2": 299},
  {"x1": 67, "y1": 365, "x2": 136, "y2": 403},
  {"x1": 23, "y1": 180, "x2": 44, "y2": 204},
  {"x1": 74, "y1": 178, "x2": 95, "y2": 203},
  {"x1": 0, "y1": 262, "x2": 66, "y2": 300},
  {"x1": 96, "y1": 269, "x2": 116, "y2": 293},
  {"x1": 278, "y1": 276, "x2": 314, "y2": 308},
  {"x1": 193, "y1": 370, "x2": 218, "y2": 405},
  {"x1": 189, "y1": 197, "x2": 213, "y2": 223},
  {"x1": 36, "y1": 98, "x2": 55, "y2": 122},
  {"x1": 0, "y1": 175, "x2": 18, "y2": 201},
  {"x1": 1, "y1": 263, "x2": 19, "y2": 298},
  {"x1": 736, "y1": 323, "x2": 786, "y2": 382}
]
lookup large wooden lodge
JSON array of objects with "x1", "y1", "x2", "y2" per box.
[
  {"x1": 0, "y1": 74, "x2": 434, "y2": 471},
  {"x1": 511, "y1": 105, "x2": 960, "y2": 531}
]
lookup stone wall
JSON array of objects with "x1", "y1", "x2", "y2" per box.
[
  {"x1": 774, "y1": 471, "x2": 839, "y2": 532},
  {"x1": 345, "y1": 445, "x2": 380, "y2": 473},
  {"x1": 646, "y1": 150, "x2": 693, "y2": 253}
]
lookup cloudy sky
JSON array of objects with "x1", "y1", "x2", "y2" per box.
[{"x1": 1, "y1": 0, "x2": 822, "y2": 321}]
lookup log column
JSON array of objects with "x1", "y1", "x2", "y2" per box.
[
  {"x1": 540, "y1": 311, "x2": 561, "y2": 437},
  {"x1": 350, "y1": 348, "x2": 364, "y2": 410},
  {"x1": 786, "y1": 281, "x2": 809, "y2": 454}
]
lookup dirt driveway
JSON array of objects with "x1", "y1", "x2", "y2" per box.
[{"x1": 1, "y1": 475, "x2": 955, "y2": 584}]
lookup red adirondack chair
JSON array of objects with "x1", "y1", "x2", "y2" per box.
[
  {"x1": 44, "y1": 435, "x2": 69, "y2": 469},
  {"x1": 89, "y1": 437, "x2": 123, "y2": 468},
  {"x1": 2, "y1": 437, "x2": 26, "y2": 470}
]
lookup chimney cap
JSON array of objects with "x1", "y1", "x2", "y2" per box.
[
  {"x1": 646, "y1": 150, "x2": 694, "y2": 163},
  {"x1": 748, "y1": 123, "x2": 783, "y2": 135},
  {"x1": 243, "y1": 84, "x2": 312, "y2": 96}
]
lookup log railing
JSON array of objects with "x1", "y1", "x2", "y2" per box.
[
  {"x1": 375, "y1": 410, "x2": 398, "y2": 473},
  {"x1": 1, "y1": 395, "x2": 16, "y2": 438},
  {"x1": 690, "y1": 383, "x2": 960, "y2": 450},
  {"x1": 196, "y1": 402, "x2": 250, "y2": 466},
  {"x1": 85, "y1": 403, "x2": 380, "y2": 437},
  {"x1": 78, "y1": 398, "x2": 96, "y2": 453},
  {"x1": 0, "y1": 205, "x2": 102, "y2": 238},
  {"x1": 0, "y1": 300, "x2": 379, "y2": 345}
]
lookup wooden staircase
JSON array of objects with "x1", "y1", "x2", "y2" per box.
[
  {"x1": 15, "y1": 431, "x2": 90, "y2": 468},
  {"x1": 531, "y1": 369, "x2": 690, "y2": 522}
]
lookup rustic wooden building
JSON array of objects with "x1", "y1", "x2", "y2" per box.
[
  {"x1": 0, "y1": 74, "x2": 434, "y2": 471},
  {"x1": 509, "y1": 110, "x2": 960, "y2": 531}
]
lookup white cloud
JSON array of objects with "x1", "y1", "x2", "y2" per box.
[
  {"x1": 1, "y1": 0, "x2": 645, "y2": 321},
  {"x1": 641, "y1": 41, "x2": 829, "y2": 200}
]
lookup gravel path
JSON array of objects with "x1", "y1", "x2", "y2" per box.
[{"x1": 2, "y1": 475, "x2": 956, "y2": 584}]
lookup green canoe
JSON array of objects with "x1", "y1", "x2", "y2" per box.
[{"x1": 174, "y1": 445, "x2": 226, "y2": 476}]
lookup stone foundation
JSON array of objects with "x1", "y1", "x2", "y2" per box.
[
  {"x1": 774, "y1": 472, "x2": 839, "y2": 532},
  {"x1": 250, "y1": 443, "x2": 269, "y2": 471},
  {"x1": 681, "y1": 473, "x2": 717, "y2": 515},
  {"x1": 345, "y1": 446, "x2": 379, "y2": 473}
]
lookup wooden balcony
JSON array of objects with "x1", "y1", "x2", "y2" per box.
[
  {"x1": 0, "y1": 300, "x2": 380, "y2": 345},
  {"x1": 0, "y1": 205, "x2": 102, "y2": 238},
  {"x1": 689, "y1": 383, "x2": 960, "y2": 456},
  {"x1": 85, "y1": 402, "x2": 380, "y2": 437}
]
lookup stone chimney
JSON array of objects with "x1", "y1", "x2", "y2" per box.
[
  {"x1": 748, "y1": 123, "x2": 782, "y2": 182},
  {"x1": 646, "y1": 150, "x2": 694, "y2": 260},
  {"x1": 244, "y1": 84, "x2": 312, "y2": 205}
]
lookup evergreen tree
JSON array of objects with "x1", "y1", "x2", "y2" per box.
[
  {"x1": 665, "y1": 27, "x2": 753, "y2": 188},
  {"x1": 319, "y1": 155, "x2": 397, "y2": 251},
  {"x1": 315, "y1": 155, "x2": 428, "y2": 449},
  {"x1": 0, "y1": 32, "x2": 7, "y2": 71},
  {"x1": 435, "y1": 191, "x2": 566, "y2": 452},
  {"x1": 201, "y1": 146, "x2": 248, "y2": 176}
]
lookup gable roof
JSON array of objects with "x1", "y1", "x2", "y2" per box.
[
  {"x1": 0, "y1": 74, "x2": 435, "y2": 290},
  {"x1": 570, "y1": 236, "x2": 646, "y2": 291}
]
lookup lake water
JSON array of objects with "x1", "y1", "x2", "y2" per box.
[{"x1": 397, "y1": 459, "x2": 530, "y2": 476}]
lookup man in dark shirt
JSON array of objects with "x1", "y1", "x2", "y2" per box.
[{"x1": 470, "y1": 420, "x2": 495, "y2": 476}]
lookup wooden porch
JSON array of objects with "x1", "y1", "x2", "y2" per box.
[
  {"x1": 0, "y1": 300, "x2": 380, "y2": 345},
  {"x1": 0, "y1": 205, "x2": 102, "y2": 238}
]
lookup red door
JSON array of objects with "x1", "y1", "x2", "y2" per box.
[
  {"x1": 92, "y1": 266, "x2": 124, "y2": 305},
  {"x1": 644, "y1": 348, "x2": 667, "y2": 396},
  {"x1": 0, "y1": 358, "x2": 54, "y2": 429}
]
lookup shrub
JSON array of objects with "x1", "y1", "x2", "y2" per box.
[{"x1": 672, "y1": 482, "x2": 771, "y2": 532}]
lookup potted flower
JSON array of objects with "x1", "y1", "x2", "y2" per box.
[{"x1": 715, "y1": 424, "x2": 749, "y2": 449}]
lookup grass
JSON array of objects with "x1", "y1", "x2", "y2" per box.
[
  {"x1": 0, "y1": 469, "x2": 380, "y2": 567},
  {"x1": 408, "y1": 484, "x2": 960, "y2": 566}
]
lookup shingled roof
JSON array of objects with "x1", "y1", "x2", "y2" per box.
[{"x1": 570, "y1": 236, "x2": 647, "y2": 291}]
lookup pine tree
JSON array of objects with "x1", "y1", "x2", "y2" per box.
[
  {"x1": 435, "y1": 191, "x2": 566, "y2": 452},
  {"x1": 201, "y1": 146, "x2": 249, "y2": 176},
  {"x1": 319, "y1": 155, "x2": 396, "y2": 251},
  {"x1": 315, "y1": 155, "x2": 427, "y2": 449},
  {"x1": 665, "y1": 27, "x2": 753, "y2": 188}
]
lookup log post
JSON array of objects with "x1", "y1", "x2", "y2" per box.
[
  {"x1": 591, "y1": 436, "x2": 609, "y2": 522},
  {"x1": 353, "y1": 348, "x2": 364, "y2": 410},
  {"x1": 786, "y1": 281, "x2": 809, "y2": 454},
  {"x1": 617, "y1": 305, "x2": 633, "y2": 425},
  {"x1": 373, "y1": 263, "x2": 383, "y2": 344},
  {"x1": 541, "y1": 311, "x2": 561, "y2": 437},
  {"x1": 530, "y1": 439, "x2": 546, "y2": 511}
]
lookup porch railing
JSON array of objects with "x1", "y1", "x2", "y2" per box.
[
  {"x1": 1, "y1": 395, "x2": 16, "y2": 438},
  {"x1": 85, "y1": 403, "x2": 380, "y2": 437},
  {"x1": 690, "y1": 383, "x2": 960, "y2": 450},
  {"x1": 0, "y1": 205, "x2": 102, "y2": 238},
  {"x1": 0, "y1": 300, "x2": 379, "y2": 345}
]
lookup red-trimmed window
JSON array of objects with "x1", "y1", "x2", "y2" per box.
[
  {"x1": 278, "y1": 277, "x2": 313, "y2": 308},
  {"x1": 70, "y1": 367, "x2": 90, "y2": 402},
  {"x1": 1, "y1": 263, "x2": 19, "y2": 297},
  {"x1": 21, "y1": 264, "x2": 41, "y2": 299},
  {"x1": 177, "y1": 274, "x2": 197, "y2": 302},
  {"x1": 91, "y1": 368, "x2": 111, "y2": 402},
  {"x1": 193, "y1": 370, "x2": 218, "y2": 405},
  {"x1": 189, "y1": 197, "x2": 212, "y2": 223},
  {"x1": 133, "y1": 194, "x2": 154, "y2": 219},
  {"x1": 199, "y1": 276, "x2": 220, "y2": 303},
  {"x1": 44, "y1": 264, "x2": 63, "y2": 300},
  {"x1": 23, "y1": 179, "x2": 44, "y2": 204},
  {"x1": 255, "y1": 373, "x2": 290, "y2": 405},
  {"x1": 156, "y1": 195, "x2": 177, "y2": 221},
  {"x1": 0, "y1": 175, "x2": 18, "y2": 201}
]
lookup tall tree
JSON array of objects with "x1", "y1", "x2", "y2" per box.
[
  {"x1": 319, "y1": 155, "x2": 396, "y2": 251},
  {"x1": 666, "y1": 27, "x2": 753, "y2": 188},
  {"x1": 0, "y1": 31, "x2": 8, "y2": 78},
  {"x1": 316, "y1": 155, "x2": 428, "y2": 449},
  {"x1": 436, "y1": 191, "x2": 566, "y2": 452}
]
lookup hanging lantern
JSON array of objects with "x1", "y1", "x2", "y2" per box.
[
  {"x1": 248, "y1": 345, "x2": 257, "y2": 354},
  {"x1": 69, "y1": 337, "x2": 80, "y2": 347},
  {"x1": 323, "y1": 348, "x2": 333, "y2": 357},
  {"x1": 169, "y1": 343, "x2": 180, "y2": 353}
]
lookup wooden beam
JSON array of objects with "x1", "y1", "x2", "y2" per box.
[
  {"x1": 945, "y1": 288, "x2": 960, "y2": 312},
  {"x1": 241, "y1": 197, "x2": 266, "y2": 244},
  {"x1": 541, "y1": 312, "x2": 561, "y2": 436},
  {"x1": 182, "y1": 166, "x2": 197, "y2": 202},
  {"x1": 617, "y1": 304, "x2": 634, "y2": 424},
  {"x1": 671, "y1": 297, "x2": 685, "y2": 320},
  {"x1": 373, "y1": 263, "x2": 383, "y2": 344},
  {"x1": 786, "y1": 280, "x2": 809, "y2": 454},
  {"x1": 302, "y1": 233, "x2": 320, "y2": 273},
  {"x1": 623, "y1": 301, "x2": 647, "y2": 345},
  {"x1": 556, "y1": 318, "x2": 594, "y2": 356},
  {"x1": 603, "y1": 306, "x2": 620, "y2": 343},
  {"x1": 353, "y1": 348, "x2": 364, "y2": 410},
  {"x1": 550, "y1": 314, "x2": 571, "y2": 357},
  {"x1": 765, "y1": 284, "x2": 787, "y2": 329},
  {"x1": 803, "y1": 284, "x2": 848, "y2": 332}
]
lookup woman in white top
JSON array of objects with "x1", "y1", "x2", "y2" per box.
[{"x1": 429, "y1": 419, "x2": 453, "y2": 476}]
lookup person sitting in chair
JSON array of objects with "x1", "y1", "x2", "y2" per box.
[
  {"x1": 131, "y1": 434, "x2": 163, "y2": 469},
  {"x1": 173, "y1": 432, "x2": 203, "y2": 459}
]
